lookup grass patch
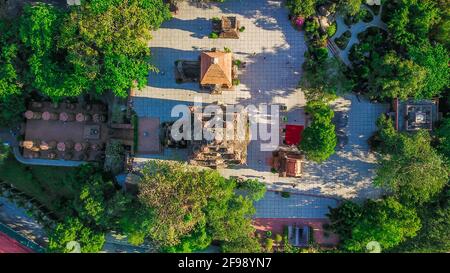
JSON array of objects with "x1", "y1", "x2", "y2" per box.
[{"x1": 0, "y1": 156, "x2": 80, "y2": 217}]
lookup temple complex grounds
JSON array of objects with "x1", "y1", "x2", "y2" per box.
[{"x1": 131, "y1": 0, "x2": 388, "y2": 200}]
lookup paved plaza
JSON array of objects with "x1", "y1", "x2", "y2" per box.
[
  {"x1": 133, "y1": 0, "x2": 388, "y2": 201},
  {"x1": 253, "y1": 191, "x2": 339, "y2": 218}
]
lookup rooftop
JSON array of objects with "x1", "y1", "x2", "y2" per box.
[
  {"x1": 200, "y1": 51, "x2": 233, "y2": 88},
  {"x1": 394, "y1": 98, "x2": 440, "y2": 131}
]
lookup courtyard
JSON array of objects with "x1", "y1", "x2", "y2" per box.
[{"x1": 133, "y1": 0, "x2": 387, "y2": 200}]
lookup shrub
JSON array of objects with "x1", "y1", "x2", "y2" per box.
[
  {"x1": 274, "y1": 234, "x2": 283, "y2": 243},
  {"x1": 281, "y1": 191, "x2": 291, "y2": 198},
  {"x1": 304, "y1": 19, "x2": 320, "y2": 34},
  {"x1": 104, "y1": 140, "x2": 125, "y2": 175},
  {"x1": 232, "y1": 79, "x2": 240, "y2": 86},
  {"x1": 239, "y1": 26, "x2": 245, "y2": 32},
  {"x1": 300, "y1": 101, "x2": 337, "y2": 162},
  {"x1": 233, "y1": 59, "x2": 242, "y2": 67},
  {"x1": 326, "y1": 22, "x2": 337, "y2": 38},
  {"x1": 209, "y1": 32, "x2": 219, "y2": 39},
  {"x1": 266, "y1": 230, "x2": 272, "y2": 237},
  {"x1": 334, "y1": 31, "x2": 351, "y2": 50},
  {"x1": 265, "y1": 238, "x2": 274, "y2": 252}
]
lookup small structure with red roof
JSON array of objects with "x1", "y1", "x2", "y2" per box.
[
  {"x1": 272, "y1": 148, "x2": 304, "y2": 178},
  {"x1": 200, "y1": 50, "x2": 233, "y2": 90}
]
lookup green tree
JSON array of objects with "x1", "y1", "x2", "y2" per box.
[
  {"x1": 432, "y1": 0, "x2": 450, "y2": 48},
  {"x1": 368, "y1": 52, "x2": 427, "y2": 99},
  {"x1": 237, "y1": 179, "x2": 266, "y2": 202},
  {"x1": 300, "y1": 101, "x2": 337, "y2": 162},
  {"x1": 375, "y1": 130, "x2": 449, "y2": 205},
  {"x1": 301, "y1": 56, "x2": 352, "y2": 102},
  {"x1": 436, "y1": 117, "x2": 450, "y2": 161},
  {"x1": 221, "y1": 234, "x2": 262, "y2": 253},
  {"x1": 19, "y1": 3, "x2": 81, "y2": 99},
  {"x1": 59, "y1": 0, "x2": 171, "y2": 98},
  {"x1": 0, "y1": 95, "x2": 25, "y2": 127},
  {"x1": 408, "y1": 42, "x2": 449, "y2": 98},
  {"x1": 336, "y1": 0, "x2": 362, "y2": 16},
  {"x1": 328, "y1": 197, "x2": 421, "y2": 252},
  {"x1": 387, "y1": 0, "x2": 440, "y2": 47},
  {"x1": 48, "y1": 217, "x2": 105, "y2": 253},
  {"x1": 15, "y1": 0, "x2": 171, "y2": 100},
  {"x1": 374, "y1": 115, "x2": 399, "y2": 153},
  {"x1": 286, "y1": 0, "x2": 317, "y2": 18},
  {"x1": 134, "y1": 161, "x2": 262, "y2": 252},
  {"x1": 0, "y1": 19, "x2": 20, "y2": 99},
  {"x1": 0, "y1": 142, "x2": 9, "y2": 165},
  {"x1": 393, "y1": 189, "x2": 450, "y2": 253}
]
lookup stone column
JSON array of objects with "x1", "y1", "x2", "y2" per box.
[
  {"x1": 24, "y1": 111, "x2": 42, "y2": 120},
  {"x1": 42, "y1": 111, "x2": 59, "y2": 121},
  {"x1": 76, "y1": 113, "x2": 91, "y2": 122},
  {"x1": 59, "y1": 112, "x2": 75, "y2": 122},
  {"x1": 74, "y1": 142, "x2": 88, "y2": 152},
  {"x1": 40, "y1": 140, "x2": 57, "y2": 151}
]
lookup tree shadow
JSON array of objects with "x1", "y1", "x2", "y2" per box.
[{"x1": 161, "y1": 17, "x2": 212, "y2": 39}]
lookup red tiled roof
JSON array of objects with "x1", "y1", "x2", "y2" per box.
[
  {"x1": 285, "y1": 125, "x2": 304, "y2": 146},
  {"x1": 200, "y1": 51, "x2": 233, "y2": 87},
  {"x1": 0, "y1": 232, "x2": 33, "y2": 253}
]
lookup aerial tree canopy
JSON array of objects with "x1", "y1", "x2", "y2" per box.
[
  {"x1": 286, "y1": 0, "x2": 318, "y2": 18},
  {"x1": 328, "y1": 197, "x2": 421, "y2": 252},
  {"x1": 300, "y1": 101, "x2": 337, "y2": 162},
  {"x1": 0, "y1": 20, "x2": 20, "y2": 99},
  {"x1": 394, "y1": 189, "x2": 450, "y2": 253},
  {"x1": 335, "y1": 0, "x2": 363, "y2": 16},
  {"x1": 48, "y1": 217, "x2": 105, "y2": 253},
  {"x1": 387, "y1": 0, "x2": 440, "y2": 47},
  {"x1": 407, "y1": 42, "x2": 449, "y2": 99},
  {"x1": 436, "y1": 117, "x2": 450, "y2": 162},
  {"x1": 368, "y1": 52, "x2": 427, "y2": 99},
  {"x1": 59, "y1": 0, "x2": 171, "y2": 98},
  {"x1": 136, "y1": 161, "x2": 263, "y2": 252},
  {"x1": 374, "y1": 130, "x2": 449, "y2": 205},
  {"x1": 6, "y1": 0, "x2": 171, "y2": 100}
]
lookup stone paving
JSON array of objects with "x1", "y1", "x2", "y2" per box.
[
  {"x1": 134, "y1": 0, "x2": 307, "y2": 168},
  {"x1": 301, "y1": 95, "x2": 389, "y2": 201},
  {"x1": 253, "y1": 191, "x2": 339, "y2": 218},
  {"x1": 133, "y1": 0, "x2": 388, "y2": 201}
]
